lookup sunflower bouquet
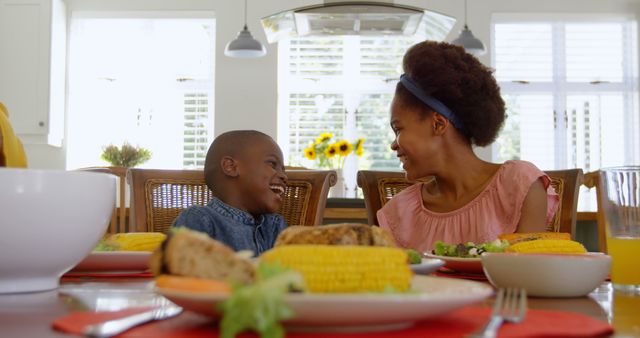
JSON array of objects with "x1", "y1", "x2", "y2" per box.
[{"x1": 303, "y1": 132, "x2": 364, "y2": 169}]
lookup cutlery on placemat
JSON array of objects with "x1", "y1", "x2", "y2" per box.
[
  {"x1": 84, "y1": 306, "x2": 183, "y2": 338},
  {"x1": 467, "y1": 288, "x2": 527, "y2": 338}
]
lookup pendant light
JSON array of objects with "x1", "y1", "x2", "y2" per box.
[
  {"x1": 225, "y1": 0, "x2": 266, "y2": 58},
  {"x1": 451, "y1": 0, "x2": 486, "y2": 56}
]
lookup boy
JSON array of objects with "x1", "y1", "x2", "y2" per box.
[{"x1": 172, "y1": 130, "x2": 288, "y2": 255}]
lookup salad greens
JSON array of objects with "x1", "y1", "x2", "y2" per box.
[
  {"x1": 93, "y1": 239, "x2": 118, "y2": 252},
  {"x1": 218, "y1": 263, "x2": 306, "y2": 338},
  {"x1": 433, "y1": 239, "x2": 510, "y2": 258},
  {"x1": 406, "y1": 249, "x2": 422, "y2": 264}
]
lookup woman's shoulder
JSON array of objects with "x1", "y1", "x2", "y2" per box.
[
  {"x1": 378, "y1": 182, "x2": 424, "y2": 220},
  {"x1": 498, "y1": 160, "x2": 546, "y2": 183},
  {"x1": 386, "y1": 181, "x2": 423, "y2": 203},
  {"x1": 502, "y1": 159, "x2": 544, "y2": 172},
  {"x1": 491, "y1": 160, "x2": 551, "y2": 201}
]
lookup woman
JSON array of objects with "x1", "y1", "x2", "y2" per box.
[{"x1": 377, "y1": 41, "x2": 558, "y2": 252}]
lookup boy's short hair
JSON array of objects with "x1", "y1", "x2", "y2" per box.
[{"x1": 203, "y1": 130, "x2": 272, "y2": 191}]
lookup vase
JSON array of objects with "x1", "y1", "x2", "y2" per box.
[{"x1": 329, "y1": 169, "x2": 346, "y2": 198}]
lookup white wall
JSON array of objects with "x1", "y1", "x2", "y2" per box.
[{"x1": 22, "y1": 0, "x2": 640, "y2": 169}]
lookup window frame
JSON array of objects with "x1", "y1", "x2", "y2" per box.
[
  {"x1": 277, "y1": 36, "x2": 420, "y2": 197},
  {"x1": 491, "y1": 13, "x2": 639, "y2": 211},
  {"x1": 66, "y1": 11, "x2": 216, "y2": 170},
  {"x1": 491, "y1": 13, "x2": 639, "y2": 169}
]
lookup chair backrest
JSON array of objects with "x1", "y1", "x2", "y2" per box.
[
  {"x1": 583, "y1": 170, "x2": 606, "y2": 252},
  {"x1": 279, "y1": 169, "x2": 337, "y2": 226},
  {"x1": 77, "y1": 166, "x2": 128, "y2": 233},
  {"x1": 127, "y1": 168, "x2": 337, "y2": 233},
  {"x1": 127, "y1": 169, "x2": 210, "y2": 233},
  {"x1": 358, "y1": 168, "x2": 584, "y2": 236},
  {"x1": 357, "y1": 170, "x2": 413, "y2": 225},
  {"x1": 543, "y1": 169, "x2": 584, "y2": 237}
]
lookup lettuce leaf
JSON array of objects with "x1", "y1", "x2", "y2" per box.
[
  {"x1": 93, "y1": 239, "x2": 118, "y2": 252},
  {"x1": 218, "y1": 263, "x2": 306, "y2": 338},
  {"x1": 433, "y1": 239, "x2": 509, "y2": 257}
]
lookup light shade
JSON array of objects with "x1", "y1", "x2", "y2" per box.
[
  {"x1": 224, "y1": 25, "x2": 266, "y2": 58},
  {"x1": 452, "y1": 24, "x2": 486, "y2": 56},
  {"x1": 261, "y1": 2, "x2": 456, "y2": 44}
]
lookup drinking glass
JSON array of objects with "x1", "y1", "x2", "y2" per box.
[
  {"x1": 613, "y1": 291, "x2": 640, "y2": 335},
  {"x1": 600, "y1": 166, "x2": 640, "y2": 294}
]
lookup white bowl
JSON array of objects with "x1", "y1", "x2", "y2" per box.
[
  {"x1": 481, "y1": 252, "x2": 611, "y2": 298},
  {"x1": 0, "y1": 168, "x2": 116, "y2": 293}
]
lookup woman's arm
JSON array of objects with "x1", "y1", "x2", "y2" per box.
[{"x1": 516, "y1": 179, "x2": 548, "y2": 233}]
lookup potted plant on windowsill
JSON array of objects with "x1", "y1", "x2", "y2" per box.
[{"x1": 101, "y1": 142, "x2": 152, "y2": 168}]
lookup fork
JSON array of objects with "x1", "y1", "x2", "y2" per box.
[
  {"x1": 467, "y1": 288, "x2": 527, "y2": 338},
  {"x1": 83, "y1": 306, "x2": 183, "y2": 338}
]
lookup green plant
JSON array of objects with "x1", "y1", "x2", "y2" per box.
[{"x1": 101, "y1": 142, "x2": 152, "y2": 168}]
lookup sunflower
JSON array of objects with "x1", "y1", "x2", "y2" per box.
[
  {"x1": 304, "y1": 147, "x2": 317, "y2": 160},
  {"x1": 354, "y1": 138, "x2": 365, "y2": 157},
  {"x1": 324, "y1": 144, "x2": 338, "y2": 158},
  {"x1": 315, "y1": 132, "x2": 333, "y2": 144},
  {"x1": 336, "y1": 140, "x2": 353, "y2": 156}
]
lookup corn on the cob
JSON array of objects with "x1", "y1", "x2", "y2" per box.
[
  {"x1": 107, "y1": 232, "x2": 167, "y2": 251},
  {"x1": 259, "y1": 245, "x2": 413, "y2": 293},
  {"x1": 498, "y1": 232, "x2": 571, "y2": 244},
  {"x1": 506, "y1": 239, "x2": 586, "y2": 254}
]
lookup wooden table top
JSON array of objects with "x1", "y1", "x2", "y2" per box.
[{"x1": 0, "y1": 276, "x2": 638, "y2": 338}]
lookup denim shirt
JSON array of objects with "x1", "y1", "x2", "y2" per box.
[{"x1": 171, "y1": 197, "x2": 288, "y2": 256}]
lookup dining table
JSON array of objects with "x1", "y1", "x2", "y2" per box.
[{"x1": 0, "y1": 274, "x2": 638, "y2": 338}]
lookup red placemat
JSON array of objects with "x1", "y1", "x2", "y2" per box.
[
  {"x1": 433, "y1": 268, "x2": 489, "y2": 281},
  {"x1": 52, "y1": 305, "x2": 613, "y2": 338},
  {"x1": 62, "y1": 271, "x2": 154, "y2": 278}
]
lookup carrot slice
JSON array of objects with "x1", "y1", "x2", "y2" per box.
[{"x1": 155, "y1": 275, "x2": 231, "y2": 294}]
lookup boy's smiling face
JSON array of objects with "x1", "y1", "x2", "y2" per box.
[{"x1": 235, "y1": 136, "x2": 288, "y2": 216}]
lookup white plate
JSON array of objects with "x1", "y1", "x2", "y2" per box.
[
  {"x1": 156, "y1": 275, "x2": 492, "y2": 331},
  {"x1": 410, "y1": 258, "x2": 445, "y2": 275},
  {"x1": 423, "y1": 253, "x2": 483, "y2": 274},
  {"x1": 71, "y1": 251, "x2": 152, "y2": 272}
]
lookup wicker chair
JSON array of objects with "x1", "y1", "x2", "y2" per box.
[
  {"x1": 357, "y1": 170, "x2": 415, "y2": 226},
  {"x1": 544, "y1": 169, "x2": 584, "y2": 237},
  {"x1": 583, "y1": 170, "x2": 606, "y2": 252},
  {"x1": 357, "y1": 169, "x2": 583, "y2": 237},
  {"x1": 77, "y1": 166, "x2": 128, "y2": 233},
  {"x1": 127, "y1": 168, "x2": 337, "y2": 233}
]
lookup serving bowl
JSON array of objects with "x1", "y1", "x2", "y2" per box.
[
  {"x1": 0, "y1": 168, "x2": 116, "y2": 293},
  {"x1": 481, "y1": 252, "x2": 611, "y2": 297}
]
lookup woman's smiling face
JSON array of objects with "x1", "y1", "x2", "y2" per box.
[{"x1": 389, "y1": 97, "x2": 438, "y2": 180}]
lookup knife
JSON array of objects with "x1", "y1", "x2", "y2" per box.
[{"x1": 84, "y1": 306, "x2": 183, "y2": 338}]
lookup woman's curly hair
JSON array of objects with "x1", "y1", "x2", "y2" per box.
[{"x1": 396, "y1": 41, "x2": 506, "y2": 147}]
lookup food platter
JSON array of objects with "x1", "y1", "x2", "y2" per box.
[
  {"x1": 422, "y1": 253, "x2": 483, "y2": 274},
  {"x1": 71, "y1": 251, "x2": 152, "y2": 272},
  {"x1": 156, "y1": 275, "x2": 492, "y2": 331},
  {"x1": 410, "y1": 258, "x2": 445, "y2": 275}
]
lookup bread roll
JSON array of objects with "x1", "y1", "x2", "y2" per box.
[
  {"x1": 274, "y1": 223, "x2": 397, "y2": 247},
  {"x1": 149, "y1": 228, "x2": 255, "y2": 285}
]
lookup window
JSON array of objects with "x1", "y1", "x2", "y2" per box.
[
  {"x1": 278, "y1": 36, "x2": 421, "y2": 197},
  {"x1": 66, "y1": 14, "x2": 215, "y2": 170},
  {"x1": 492, "y1": 16, "x2": 639, "y2": 210}
]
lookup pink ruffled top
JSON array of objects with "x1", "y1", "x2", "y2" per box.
[{"x1": 377, "y1": 160, "x2": 559, "y2": 252}]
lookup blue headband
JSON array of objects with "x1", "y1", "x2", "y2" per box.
[{"x1": 399, "y1": 74, "x2": 465, "y2": 133}]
